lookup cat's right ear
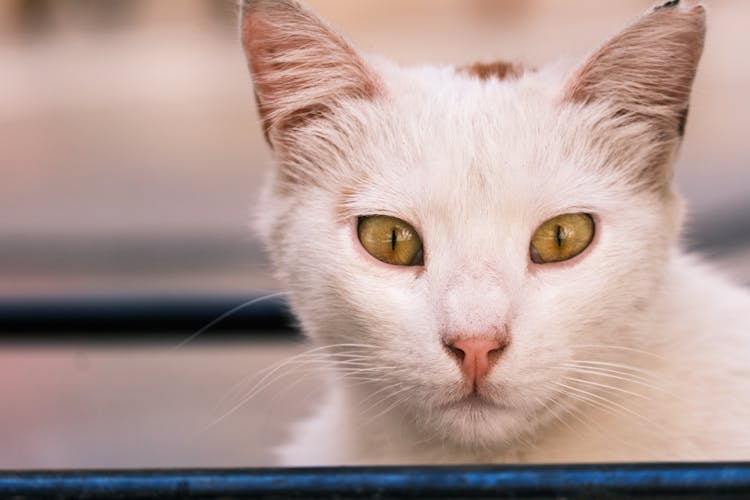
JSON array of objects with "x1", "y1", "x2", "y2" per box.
[
  {"x1": 563, "y1": 0, "x2": 705, "y2": 130},
  {"x1": 241, "y1": 0, "x2": 383, "y2": 151},
  {"x1": 561, "y1": 0, "x2": 705, "y2": 187}
]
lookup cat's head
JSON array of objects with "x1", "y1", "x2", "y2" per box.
[{"x1": 241, "y1": 0, "x2": 705, "y2": 449}]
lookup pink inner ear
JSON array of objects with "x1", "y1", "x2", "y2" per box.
[
  {"x1": 241, "y1": 2, "x2": 383, "y2": 146},
  {"x1": 558, "y1": 4, "x2": 706, "y2": 191},
  {"x1": 562, "y1": 4, "x2": 705, "y2": 114}
]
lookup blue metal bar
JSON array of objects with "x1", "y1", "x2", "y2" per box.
[{"x1": 1, "y1": 463, "x2": 750, "y2": 498}]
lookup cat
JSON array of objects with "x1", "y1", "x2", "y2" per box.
[{"x1": 240, "y1": 0, "x2": 750, "y2": 465}]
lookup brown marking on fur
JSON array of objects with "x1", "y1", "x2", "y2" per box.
[
  {"x1": 276, "y1": 103, "x2": 329, "y2": 141},
  {"x1": 458, "y1": 61, "x2": 525, "y2": 81}
]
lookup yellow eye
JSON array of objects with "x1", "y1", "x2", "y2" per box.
[
  {"x1": 530, "y1": 213, "x2": 595, "y2": 264},
  {"x1": 357, "y1": 215, "x2": 424, "y2": 266}
]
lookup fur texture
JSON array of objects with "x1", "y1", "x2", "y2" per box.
[{"x1": 241, "y1": 0, "x2": 750, "y2": 464}]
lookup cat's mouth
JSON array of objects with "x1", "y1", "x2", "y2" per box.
[{"x1": 440, "y1": 392, "x2": 509, "y2": 411}]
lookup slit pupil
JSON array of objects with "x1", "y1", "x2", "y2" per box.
[
  {"x1": 391, "y1": 229, "x2": 397, "y2": 251},
  {"x1": 556, "y1": 225, "x2": 563, "y2": 247}
]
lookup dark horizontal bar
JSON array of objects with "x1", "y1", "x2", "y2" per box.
[
  {"x1": 0, "y1": 294, "x2": 298, "y2": 341},
  {"x1": 684, "y1": 205, "x2": 750, "y2": 254},
  {"x1": 2, "y1": 463, "x2": 750, "y2": 499}
]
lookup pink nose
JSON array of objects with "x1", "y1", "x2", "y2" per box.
[{"x1": 443, "y1": 335, "x2": 508, "y2": 386}]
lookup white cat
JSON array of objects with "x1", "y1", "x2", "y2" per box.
[{"x1": 241, "y1": 0, "x2": 750, "y2": 465}]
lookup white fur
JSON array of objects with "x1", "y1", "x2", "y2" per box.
[{"x1": 243, "y1": 0, "x2": 750, "y2": 464}]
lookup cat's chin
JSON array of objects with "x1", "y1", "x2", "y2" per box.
[
  {"x1": 427, "y1": 402, "x2": 532, "y2": 451},
  {"x1": 411, "y1": 390, "x2": 539, "y2": 451}
]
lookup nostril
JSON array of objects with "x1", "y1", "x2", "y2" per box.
[
  {"x1": 442, "y1": 341, "x2": 465, "y2": 363},
  {"x1": 487, "y1": 345, "x2": 505, "y2": 363}
]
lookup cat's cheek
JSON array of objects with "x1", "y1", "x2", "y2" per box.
[{"x1": 525, "y1": 213, "x2": 602, "y2": 275}]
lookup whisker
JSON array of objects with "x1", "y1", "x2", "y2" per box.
[
  {"x1": 170, "y1": 292, "x2": 289, "y2": 351},
  {"x1": 361, "y1": 391, "x2": 414, "y2": 427},
  {"x1": 532, "y1": 395, "x2": 584, "y2": 437},
  {"x1": 210, "y1": 343, "x2": 380, "y2": 422},
  {"x1": 214, "y1": 347, "x2": 373, "y2": 410},
  {"x1": 552, "y1": 382, "x2": 625, "y2": 420},
  {"x1": 570, "y1": 344, "x2": 667, "y2": 361},
  {"x1": 549, "y1": 386, "x2": 665, "y2": 456},
  {"x1": 267, "y1": 367, "x2": 396, "y2": 408},
  {"x1": 556, "y1": 381, "x2": 657, "y2": 427},
  {"x1": 564, "y1": 359, "x2": 659, "y2": 377},
  {"x1": 563, "y1": 375, "x2": 652, "y2": 400},
  {"x1": 557, "y1": 365, "x2": 666, "y2": 393},
  {"x1": 358, "y1": 384, "x2": 412, "y2": 417},
  {"x1": 218, "y1": 357, "x2": 393, "y2": 415},
  {"x1": 561, "y1": 363, "x2": 655, "y2": 382}
]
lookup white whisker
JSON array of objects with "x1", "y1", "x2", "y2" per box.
[
  {"x1": 208, "y1": 343, "x2": 381, "y2": 427},
  {"x1": 361, "y1": 391, "x2": 414, "y2": 427},
  {"x1": 563, "y1": 375, "x2": 651, "y2": 400},
  {"x1": 170, "y1": 292, "x2": 289, "y2": 351},
  {"x1": 556, "y1": 380, "x2": 657, "y2": 427},
  {"x1": 570, "y1": 344, "x2": 667, "y2": 361},
  {"x1": 558, "y1": 365, "x2": 666, "y2": 393},
  {"x1": 564, "y1": 359, "x2": 659, "y2": 377}
]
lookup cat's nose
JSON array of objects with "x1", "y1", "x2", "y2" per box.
[{"x1": 443, "y1": 335, "x2": 509, "y2": 385}]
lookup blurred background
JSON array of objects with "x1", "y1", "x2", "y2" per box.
[{"x1": 0, "y1": 0, "x2": 748, "y2": 468}]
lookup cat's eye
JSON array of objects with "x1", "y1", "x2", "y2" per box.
[
  {"x1": 530, "y1": 213, "x2": 594, "y2": 264},
  {"x1": 357, "y1": 215, "x2": 424, "y2": 266}
]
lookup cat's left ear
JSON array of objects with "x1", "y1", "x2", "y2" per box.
[
  {"x1": 562, "y1": 1, "x2": 705, "y2": 172},
  {"x1": 241, "y1": 0, "x2": 382, "y2": 151}
]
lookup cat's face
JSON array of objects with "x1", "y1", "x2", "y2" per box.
[{"x1": 242, "y1": 0, "x2": 704, "y2": 449}]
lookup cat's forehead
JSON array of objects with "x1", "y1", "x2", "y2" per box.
[{"x1": 345, "y1": 64, "x2": 613, "y2": 224}]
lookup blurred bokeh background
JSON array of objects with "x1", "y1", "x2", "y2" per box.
[{"x1": 0, "y1": 0, "x2": 748, "y2": 468}]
